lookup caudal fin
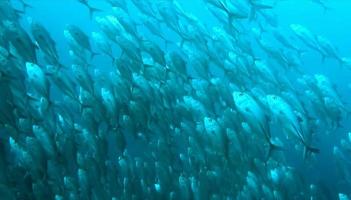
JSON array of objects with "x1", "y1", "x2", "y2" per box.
[
  {"x1": 337, "y1": 57, "x2": 348, "y2": 67},
  {"x1": 90, "y1": 51, "x2": 100, "y2": 60},
  {"x1": 266, "y1": 142, "x2": 284, "y2": 161},
  {"x1": 21, "y1": 0, "x2": 33, "y2": 12},
  {"x1": 88, "y1": 6, "x2": 102, "y2": 20},
  {"x1": 303, "y1": 145, "x2": 320, "y2": 159}
]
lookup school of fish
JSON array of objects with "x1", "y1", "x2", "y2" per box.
[{"x1": 0, "y1": 0, "x2": 350, "y2": 199}]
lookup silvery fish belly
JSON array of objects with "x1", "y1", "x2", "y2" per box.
[{"x1": 0, "y1": 0, "x2": 351, "y2": 199}]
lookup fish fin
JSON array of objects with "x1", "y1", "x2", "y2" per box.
[
  {"x1": 107, "y1": 53, "x2": 116, "y2": 65},
  {"x1": 337, "y1": 57, "x2": 347, "y2": 67},
  {"x1": 217, "y1": 1, "x2": 228, "y2": 12},
  {"x1": 249, "y1": 4, "x2": 273, "y2": 21},
  {"x1": 7, "y1": 52, "x2": 17, "y2": 60},
  {"x1": 266, "y1": 142, "x2": 284, "y2": 161},
  {"x1": 57, "y1": 63, "x2": 68, "y2": 70},
  {"x1": 90, "y1": 51, "x2": 100, "y2": 60},
  {"x1": 33, "y1": 42, "x2": 40, "y2": 50},
  {"x1": 249, "y1": 7, "x2": 257, "y2": 21},
  {"x1": 26, "y1": 93, "x2": 40, "y2": 101},
  {"x1": 87, "y1": 5, "x2": 103, "y2": 20},
  {"x1": 79, "y1": 102, "x2": 93, "y2": 112},
  {"x1": 179, "y1": 38, "x2": 186, "y2": 48},
  {"x1": 47, "y1": 98, "x2": 56, "y2": 111},
  {"x1": 14, "y1": 9, "x2": 25, "y2": 16},
  {"x1": 303, "y1": 145, "x2": 320, "y2": 160},
  {"x1": 21, "y1": 0, "x2": 33, "y2": 12},
  {"x1": 307, "y1": 146, "x2": 320, "y2": 154},
  {"x1": 228, "y1": 14, "x2": 234, "y2": 27},
  {"x1": 45, "y1": 72, "x2": 54, "y2": 77},
  {"x1": 119, "y1": 50, "x2": 125, "y2": 59}
]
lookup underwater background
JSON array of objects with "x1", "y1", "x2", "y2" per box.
[{"x1": 1, "y1": 0, "x2": 351, "y2": 199}]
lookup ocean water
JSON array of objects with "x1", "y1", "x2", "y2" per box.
[{"x1": 1, "y1": 0, "x2": 351, "y2": 199}]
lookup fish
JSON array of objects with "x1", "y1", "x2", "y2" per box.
[
  {"x1": 18, "y1": 0, "x2": 33, "y2": 12},
  {"x1": 25, "y1": 62, "x2": 50, "y2": 98},
  {"x1": 91, "y1": 31, "x2": 115, "y2": 62},
  {"x1": 248, "y1": 0, "x2": 274, "y2": 20},
  {"x1": 0, "y1": 0, "x2": 349, "y2": 199},
  {"x1": 4, "y1": 21, "x2": 37, "y2": 63},
  {"x1": 290, "y1": 24, "x2": 327, "y2": 59},
  {"x1": 64, "y1": 25, "x2": 99, "y2": 59},
  {"x1": 141, "y1": 39, "x2": 166, "y2": 66},
  {"x1": 273, "y1": 28, "x2": 305, "y2": 56},
  {"x1": 30, "y1": 21, "x2": 61, "y2": 66},
  {"x1": 233, "y1": 91, "x2": 283, "y2": 158},
  {"x1": 0, "y1": 1, "x2": 22, "y2": 21},
  {"x1": 316, "y1": 35, "x2": 344, "y2": 64},
  {"x1": 265, "y1": 94, "x2": 320, "y2": 157},
  {"x1": 130, "y1": 0, "x2": 157, "y2": 19},
  {"x1": 141, "y1": 15, "x2": 173, "y2": 48},
  {"x1": 112, "y1": 7, "x2": 140, "y2": 41},
  {"x1": 72, "y1": 64, "x2": 95, "y2": 95}
]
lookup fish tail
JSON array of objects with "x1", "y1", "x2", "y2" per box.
[
  {"x1": 266, "y1": 142, "x2": 284, "y2": 160},
  {"x1": 306, "y1": 146, "x2": 320, "y2": 154},
  {"x1": 295, "y1": 128, "x2": 320, "y2": 158},
  {"x1": 179, "y1": 38, "x2": 186, "y2": 48},
  {"x1": 47, "y1": 98, "x2": 56, "y2": 110},
  {"x1": 79, "y1": 102, "x2": 93, "y2": 113},
  {"x1": 90, "y1": 51, "x2": 100, "y2": 60},
  {"x1": 57, "y1": 63, "x2": 68, "y2": 70},
  {"x1": 337, "y1": 57, "x2": 347, "y2": 67},
  {"x1": 21, "y1": 0, "x2": 33, "y2": 12},
  {"x1": 249, "y1": 7, "x2": 257, "y2": 21},
  {"x1": 303, "y1": 145, "x2": 320, "y2": 160},
  {"x1": 14, "y1": 8, "x2": 25, "y2": 16},
  {"x1": 227, "y1": 15, "x2": 239, "y2": 33},
  {"x1": 88, "y1": 5, "x2": 102, "y2": 20},
  {"x1": 107, "y1": 53, "x2": 116, "y2": 65}
]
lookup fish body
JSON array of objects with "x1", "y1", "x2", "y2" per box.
[
  {"x1": 31, "y1": 22, "x2": 60, "y2": 65},
  {"x1": 266, "y1": 94, "x2": 319, "y2": 155}
]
